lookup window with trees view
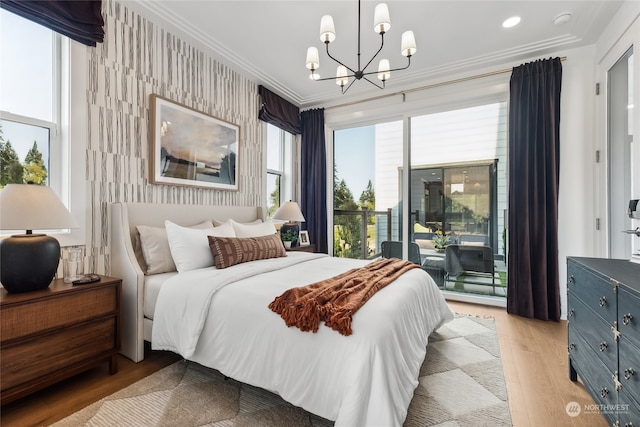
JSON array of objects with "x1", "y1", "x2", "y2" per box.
[
  {"x1": 266, "y1": 124, "x2": 293, "y2": 217},
  {"x1": 0, "y1": 9, "x2": 57, "y2": 190}
]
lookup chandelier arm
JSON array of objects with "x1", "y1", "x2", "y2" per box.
[
  {"x1": 342, "y1": 78, "x2": 359, "y2": 94},
  {"x1": 362, "y1": 75, "x2": 385, "y2": 90},
  {"x1": 325, "y1": 43, "x2": 357, "y2": 75},
  {"x1": 360, "y1": 56, "x2": 413, "y2": 78},
  {"x1": 312, "y1": 73, "x2": 358, "y2": 82},
  {"x1": 360, "y1": 33, "x2": 385, "y2": 74}
]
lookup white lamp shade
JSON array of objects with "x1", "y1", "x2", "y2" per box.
[
  {"x1": 306, "y1": 47, "x2": 320, "y2": 70},
  {"x1": 0, "y1": 184, "x2": 78, "y2": 232},
  {"x1": 273, "y1": 201, "x2": 306, "y2": 222},
  {"x1": 335, "y1": 65, "x2": 349, "y2": 86},
  {"x1": 320, "y1": 15, "x2": 336, "y2": 43},
  {"x1": 373, "y1": 3, "x2": 391, "y2": 33},
  {"x1": 401, "y1": 31, "x2": 417, "y2": 57},
  {"x1": 377, "y1": 59, "x2": 391, "y2": 81}
]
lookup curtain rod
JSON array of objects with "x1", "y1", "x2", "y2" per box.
[{"x1": 325, "y1": 56, "x2": 567, "y2": 110}]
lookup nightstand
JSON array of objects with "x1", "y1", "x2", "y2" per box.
[
  {"x1": 0, "y1": 276, "x2": 121, "y2": 405},
  {"x1": 287, "y1": 244, "x2": 316, "y2": 253}
]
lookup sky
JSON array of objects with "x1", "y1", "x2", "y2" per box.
[
  {"x1": 334, "y1": 125, "x2": 375, "y2": 200},
  {"x1": 0, "y1": 10, "x2": 53, "y2": 162}
]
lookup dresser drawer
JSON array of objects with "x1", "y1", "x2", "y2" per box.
[
  {"x1": 619, "y1": 338, "x2": 640, "y2": 407},
  {"x1": 618, "y1": 286, "x2": 640, "y2": 351},
  {"x1": 0, "y1": 285, "x2": 118, "y2": 342},
  {"x1": 568, "y1": 293, "x2": 617, "y2": 371},
  {"x1": 1, "y1": 317, "x2": 117, "y2": 391},
  {"x1": 618, "y1": 388, "x2": 640, "y2": 427},
  {"x1": 567, "y1": 263, "x2": 617, "y2": 325},
  {"x1": 569, "y1": 326, "x2": 618, "y2": 408}
]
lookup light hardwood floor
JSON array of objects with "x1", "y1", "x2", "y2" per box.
[{"x1": 1, "y1": 301, "x2": 607, "y2": 427}]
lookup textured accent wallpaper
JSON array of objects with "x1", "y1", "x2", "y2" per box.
[{"x1": 86, "y1": 0, "x2": 263, "y2": 274}]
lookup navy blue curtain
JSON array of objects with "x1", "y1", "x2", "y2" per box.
[
  {"x1": 301, "y1": 109, "x2": 328, "y2": 254},
  {"x1": 258, "y1": 86, "x2": 301, "y2": 135},
  {"x1": 1, "y1": 1, "x2": 104, "y2": 46},
  {"x1": 507, "y1": 57, "x2": 562, "y2": 321}
]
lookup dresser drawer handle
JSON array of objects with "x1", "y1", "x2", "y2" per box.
[
  {"x1": 622, "y1": 313, "x2": 633, "y2": 325},
  {"x1": 568, "y1": 309, "x2": 575, "y2": 318},
  {"x1": 599, "y1": 342, "x2": 608, "y2": 352},
  {"x1": 624, "y1": 368, "x2": 636, "y2": 380},
  {"x1": 599, "y1": 297, "x2": 607, "y2": 307},
  {"x1": 600, "y1": 387, "x2": 609, "y2": 398}
]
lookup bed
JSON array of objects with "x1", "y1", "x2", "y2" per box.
[{"x1": 110, "y1": 202, "x2": 453, "y2": 426}]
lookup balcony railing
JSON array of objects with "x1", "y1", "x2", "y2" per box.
[{"x1": 333, "y1": 208, "x2": 392, "y2": 260}]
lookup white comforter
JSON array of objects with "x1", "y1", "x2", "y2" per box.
[{"x1": 152, "y1": 252, "x2": 453, "y2": 427}]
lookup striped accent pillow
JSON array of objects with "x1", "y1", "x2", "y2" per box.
[{"x1": 208, "y1": 233, "x2": 286, "y2": 269}]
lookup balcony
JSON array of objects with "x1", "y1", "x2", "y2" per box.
[{"x1": 333, "y1": 208, "x2": 506, "y2": 298}]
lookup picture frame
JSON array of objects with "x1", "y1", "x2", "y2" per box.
[
  {"x1": 149, "y1": 94, "x2": 240, "y2": 191},
  {"x1": 299, "y1": 230, "x2": 310, "y2": 246}
]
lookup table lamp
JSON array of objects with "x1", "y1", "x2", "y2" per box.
[
  {"x1": 0, "y1": 183, "x2": 78, "y2": 293},
  {"x1": 273, "y1": 201, "x2": 305, "y2": 247}
]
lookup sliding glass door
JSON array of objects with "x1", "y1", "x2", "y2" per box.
[
  {"x1": 331, "y1": 102, "x2": 508, "y2": 302},
  {"x1": 410, "y1": 103, "x2": 507, "y2": 299},
  {"x1": 333, "y1": 121, "x2": 403, "y2": 259}
]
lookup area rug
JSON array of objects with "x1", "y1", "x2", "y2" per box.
[{"x1": 52, "y1": 315, "x2": 511, "y2": 427}]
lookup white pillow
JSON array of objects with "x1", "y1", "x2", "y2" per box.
[
  {"x1": 165, "y1": 220, "x2": 235, "y2": 272},
  {"x1": 231, "y1": 219, "x2": 277, "y2": 238},
  {"x1": 137, "y1": 221, "x2": 213, "y2": 275},
  {"x1": 213, "y1": 218, "x2": 262, "y2": 227}
]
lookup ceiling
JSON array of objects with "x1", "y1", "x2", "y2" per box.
[{"x1": 128, "y1": 1, "x2": 625, "y2": 109}]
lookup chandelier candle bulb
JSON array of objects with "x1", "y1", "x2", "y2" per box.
[
  {"x1": 401, "y1": 31, "x2": 417, "y2": 57},
  {"x1": 336, "y1": 65, "x2": 349, "y2": 86},
  {"x1": 320, "y1": 15, "x2": 336, "y2": 43},
  {"x1": 377, "y1": 59, "x2": 391, "y2": 81},
  {"x1": 306, "y1": 47, "x2": 319, "y2": 70},
  {"x1": 373, "y1": 3, "x2": 391, "y2": 33}
]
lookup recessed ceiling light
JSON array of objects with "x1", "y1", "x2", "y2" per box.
[
  {"x1": 553, "y1": 13, "x2": 572, "y2": 25},
  {"x1": 502, "y1": 16, "x2": 521, "y2": 28}
]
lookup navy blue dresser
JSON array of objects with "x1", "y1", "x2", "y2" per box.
[{"x1": 567, "y1": 257, "x2": 640, "y2": 426}]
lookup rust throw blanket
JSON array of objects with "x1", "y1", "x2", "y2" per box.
[{"x1": 268, "y1": 258, "x2": 419, "y2": 336}]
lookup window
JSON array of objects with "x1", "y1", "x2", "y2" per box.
[
  {"x1": 266, "y1": 124, "x2": 294, "y2": 217},
  {"x1": 1, "y1": 10, "x2": 57, "y2": 188},
  {"x1": 0, "y1": 9, "x2": 87, "y2": 246}
]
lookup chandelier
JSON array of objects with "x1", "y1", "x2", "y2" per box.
[{"x1": 305, "y1": 0, "x2": 417, "y2": 94}]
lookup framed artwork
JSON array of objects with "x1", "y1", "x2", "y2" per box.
[
  {"x1": 149, "y1": 94, "x2": 240, "y2": 190},
  {"x1": 299, "y1": 230, "x2": 310, "y2": 246}
]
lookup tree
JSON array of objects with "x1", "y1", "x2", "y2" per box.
[
  {"x1": 359, "y1": 179, "x2": 375, "y2": 210},
  {"x1": 0, "y1": 140, "x2": 24, "y2": 186},
  {"x1": 23, "y1": 141, "x2": 48, "y2": 185},
  {"x1": 334, "y1": 178, "x2": 362, "y2": 258},
  {"x1": 267, "y1": 175, "x2": 281, "y2": 217}
]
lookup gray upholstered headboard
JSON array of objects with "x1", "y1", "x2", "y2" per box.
[{"x1": 111, "y1": 202, "x2": 264, "y2": 362}]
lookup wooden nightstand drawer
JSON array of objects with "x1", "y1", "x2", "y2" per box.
[
  {"x1": 286, "y1": 244, "x2": 316, "y2": 253},
  {"x1": 1, "y1": 286, "x2": 117, "y2": 341},
  {"x1": 0, "y1": 276, "x2": 121, "y2": 404},
  {"x1": 1, "y1": 318, "x2": 117, "y2": 391}
]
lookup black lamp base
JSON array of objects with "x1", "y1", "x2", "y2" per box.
[
  {"x1": 280, "y1": 222, "x2": 300, "y2": 247},
  {"x1": 0, "y1": 234, "x2": 60, "y2": 293}
]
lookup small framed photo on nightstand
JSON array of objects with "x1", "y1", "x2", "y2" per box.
[{"x1": 299, "y1": 230, "x2": 310, "y2": 246}]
